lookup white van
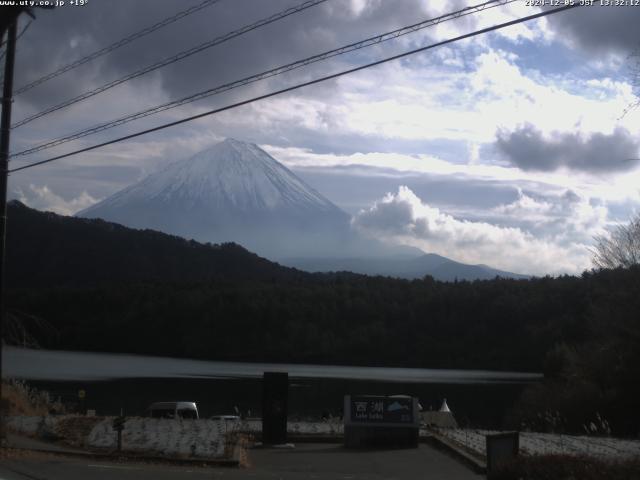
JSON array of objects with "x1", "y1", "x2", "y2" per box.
[{"x1": 148, "y1": 401, "x2": 199, "y2": 419}]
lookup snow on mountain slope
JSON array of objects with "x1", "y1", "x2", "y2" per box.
[
  {"x1": 84, "y1": 138, "x2": 343, "y2": 215},
  {"x1": 78, "y1": 139, "x2": 351, "y2": 257}
]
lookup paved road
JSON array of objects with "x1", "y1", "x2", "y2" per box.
[
  {"x1": 245, "y1": 443, "x2": 482, "y2": 479},
  {"x1": 0, "y1": 443, "x2": 482, "y2": 479}
]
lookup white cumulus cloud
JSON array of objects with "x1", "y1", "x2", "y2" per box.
[
  {"x1": 493, "y1": 189, "x2": 609, "y2": 245},
  {"x1": 352, "y1": 186, "x2": 594, "y2": 275},
  {"x1": 15, "y1": 185, "x2": 100, "y2": 216}
]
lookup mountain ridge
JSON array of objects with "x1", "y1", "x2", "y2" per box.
[
  {"x1": 6, "y1": 200, "x2": 305, "y2": 288},
  {"x1": 283, "y1": 253, "x2": 530, "y2": 281},
  {"x1": 8, "y1": 199, "x2": 528, "y2": 284}
]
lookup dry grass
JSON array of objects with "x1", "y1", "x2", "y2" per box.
[
  {"x1": 1, "y1": 379, "x2": 64, "y2": 416},
  {"x1": 489, "y1": 454, "x2": 640, "y2": 480},
  {"x1": 0, "y1": 448, "x2": 54, "y2": 461},
  {"x1": 54, "y1": 416, "x2": 102, "y2": 447}
]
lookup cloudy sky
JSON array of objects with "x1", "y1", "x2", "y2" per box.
[{"x1": 5, "y1": 0, "x2": 640, "y2": 275}]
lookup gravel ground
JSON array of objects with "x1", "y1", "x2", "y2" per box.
[
  {"x1": 437, "y1": 428, "x2": 640, "y2": 461},
  {"x1": 7, "y1": 415, "x2": 238, "y2": 459},
  {"x1": 12, "y1": 415, "x2": 637, "y2": 463}
]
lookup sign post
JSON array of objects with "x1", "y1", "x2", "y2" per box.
[
  {"x1": 112, "y1": 416, "x2": 126, "y2": 452},
  {"x1": 262, "y1": 372, "x2": 288, "y2": 445},
  {"x1": 78, "y1": 389, "x2": 86, "y2": 415},
  {"x1": 486, "y1": 432, "x2": 519, "y2": 474},
  {"x1": 344, "y1": 395, "x2": 419, "y2": 448}
]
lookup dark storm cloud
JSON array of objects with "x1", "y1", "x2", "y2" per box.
[
  {"x1": 293, "y1": 164, "x2": 522, "y2": 214},
  {"x1": 13, "y1": 0, "x2": 467, "y2": 114},
  {"x1": 495, "y1": 123, "x2": 640, "y2": 173},
  {"x1": 543, "y1": 4, "x2": 640, "y2": 55}
]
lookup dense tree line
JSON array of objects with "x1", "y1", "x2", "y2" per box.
[
  {"x1": 5, "y1": 200, "x2": 303, "y2": 288},
  {"x1": 5, "y1": 202, "x2": 640, "y2": 435}
]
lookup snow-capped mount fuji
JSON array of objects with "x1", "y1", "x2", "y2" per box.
[
  {"x1": 78, "y1": 138, "x2": 353, "y2": 258},
  {"x1": 76, "y1": 138, "x2": 527, "y2": 280}
]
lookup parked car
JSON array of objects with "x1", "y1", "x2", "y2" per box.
[{"x1": 147, "y1": 401, "x2": 199, "y2": 419}]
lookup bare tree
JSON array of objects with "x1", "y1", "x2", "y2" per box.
[{"x1": 592, "y1": 213, "x2": 640, "y2": 269}]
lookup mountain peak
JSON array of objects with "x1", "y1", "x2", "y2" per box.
[
  {"x1": 221, "y1": 137, "x2": 254, "y2": 147},
  {"x1": 156, "y1": 139, "x2": 339, "y2": 213},
  {"x1": 208, "y1": 137, "x2": 261, "y2": 158},
  {"x1": 78, "y1": 139, "x2": 351, "y2": 257},
  {"x1": 80, "y1": 139, "x2": 343, "y2": 213}
]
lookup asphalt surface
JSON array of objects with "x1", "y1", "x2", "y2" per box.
[{"x1": 0, "y1": 442, "x2": 482, "y2": 479}]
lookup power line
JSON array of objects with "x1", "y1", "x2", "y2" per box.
[
  {"x1": 12, "y1": 0, "x2": 515, "y2": 158},
  {"x1": 13, "y1": 0, "x2": 222, "y2": 95},
  {"x1": 8, "y1": 3, "x2": 580, "y2": 174},
  {"x1": 11, "y1": 0, "x2": 329, "y2": 129},
  {"x1": 1, "y1": 17, "x2": 32, "y2": 107},
  {"x1": 11, "y1": 18, "x2": 32, "y2": 44},
  {"x1": 0, "y1": 19, "x2": 32, "y2": 84}
]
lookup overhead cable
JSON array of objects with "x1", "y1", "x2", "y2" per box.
[
  {"x1": 8, "y1": 3, "x2": 580, "y2": 174},
  {"x1": 0, "y1": 19, "x2": 32, "y2": 84},
  {"x1": 13, "y1": 0, "x2": 223, "y2": 95},
  {"x1": 11, "y1": 0, "x2": 514, "y2": 157},
  {"x1": 11, "y1": 0, "x2": 329, "y2": 129}
]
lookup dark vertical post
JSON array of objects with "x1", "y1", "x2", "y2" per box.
[
  {"x1": 0, "y1": 18, "x2": 18, "y2": 442},
  {"x1": 262, "y1": 372, "x2": 288, "y2": 445},
  {"x1": 112, "y1": 415, "x2": 125, "y2": 451},
  {"x1": 78, "y1": 388, "x2": 86, "y2": 414},
  {"x1": 486, "y1": 432, "x2": 519, "y2": 474}
]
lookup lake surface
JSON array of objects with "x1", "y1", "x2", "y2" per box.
[
  {"x1": 3, "y1": 347, "x2": 542, "y2": 427},
  {"x1": 4, "y1": 346, "x2": 541, "y2": 383}
]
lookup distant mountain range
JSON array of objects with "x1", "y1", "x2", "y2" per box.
[
  {"x1": 74, "y1": 138, "x2": 527, "y2": 281},
  {"x1": 8, "y1": 200, "x2": 527, "y2": 285},
  {"x1": 6, "y1": 200, "x2": 528, "y2": 290},
  {"x1": 283, "y1": 254, "x2": 530, "y2": 281}
]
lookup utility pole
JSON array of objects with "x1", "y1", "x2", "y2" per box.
[
  {"x1": 0, "y1": 6, "x2": 51, "y2": 442},
  {"x1": 0, "y1": 10, "x2": 21, "y2": 443}
]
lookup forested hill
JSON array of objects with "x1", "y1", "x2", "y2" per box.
[
  {"x1": 5, "y1": 202, "x2": 640, "y2": 434},
  {"x1": 6, "y1": 201, "x2": 305, "y2": 287}
]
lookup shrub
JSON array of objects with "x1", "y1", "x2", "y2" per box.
[
  {"x1": 1, "y1": 379, "x2": 64, "y2": 416},
  {"x1": 488, "y1": 454, "x2": 640, "y2": 480}
]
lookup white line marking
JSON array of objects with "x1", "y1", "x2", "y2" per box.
[
  {"x1": 87, "y1": 464, "x2": 143, "y2": 471},
  {"x1": 87, "y1": 464, "x2": 213, "y2": 475}
]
